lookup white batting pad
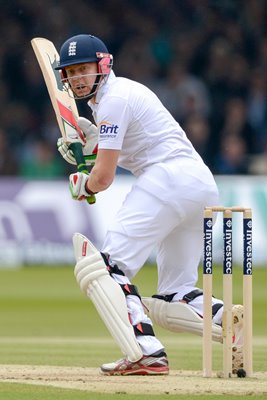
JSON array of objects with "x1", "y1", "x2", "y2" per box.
[
  {"x1": 142, "y1": 297, "x2": 222, "y2": 343},
  {"x1": 73, "y1": 233, "x2": 143, "y2": 362}
]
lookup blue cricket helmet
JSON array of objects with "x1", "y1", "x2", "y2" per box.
[{"x1": 55, "y1": 34, "x2": 111, "y2": 70}]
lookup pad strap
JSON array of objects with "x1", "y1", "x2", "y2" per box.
[
  {"x1": 152, "y1": 289, "x2": 223, "y2": 317},
  {"x1": 153, "y1": 289, "x2": 204, "y2": 304},
  {"x1": 101, "y1": 252, "x2": 126, "y2": 276},
  {"x1": 183, "y1": 290, "x2": 223, "y2": 317},
  {"x1": 120, "y1": 283, "x2": 141, "y2": 299},
  {"x1": 133, "y1": 322, "x2": 155, "y2": 337},
  {"x1": 182, "y1": 289, "x2": 203, "y2": 303},
  {"x1": 101, "y1": 254, "x2": 141, "y2": 300},
  {"x1": 152, "y1": 293, "x2": 176, "y2": 302},
  {"x1": 122, "y1": 285, "x2": 154, "y2": 336}
]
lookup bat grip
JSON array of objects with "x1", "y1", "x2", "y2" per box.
[{"x1": 69, "y1": 142, "x2": 96, "y2": 204}]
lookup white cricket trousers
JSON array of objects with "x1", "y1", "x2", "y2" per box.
[{"x1": 101, "y1": 157, "x2": 220, "y2": 354}]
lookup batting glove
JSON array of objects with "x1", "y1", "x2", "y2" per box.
[
  {"x1": 57, "y1": 117, "x2": 98, "y2": 166},
  {"x1": 69, "y1": 172, "x2": 91, "y2": 201}
]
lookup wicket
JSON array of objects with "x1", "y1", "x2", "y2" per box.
[{"x1": 203, "y1": 206, "x2": 253, "y2": 378}]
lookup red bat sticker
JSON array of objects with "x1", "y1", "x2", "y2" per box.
[{"x1": 57, "y1": 100, "x2": 85, "y2": 144}]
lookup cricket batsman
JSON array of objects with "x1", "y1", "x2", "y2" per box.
[{"x1": 56, "y1": 34, "x2": 244, "y2": 375}]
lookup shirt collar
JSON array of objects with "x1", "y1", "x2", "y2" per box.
[{"x1": 88, "y1": 70, "x2": 116, "y2": 110}]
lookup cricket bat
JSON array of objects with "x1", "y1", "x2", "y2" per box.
[{"x1": 31, "y1": 37, "x2": 96, "y2": 204}]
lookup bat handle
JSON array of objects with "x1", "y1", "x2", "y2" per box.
[{"x1": 69, "y1": 142, "x2": 96, "y2": 204}]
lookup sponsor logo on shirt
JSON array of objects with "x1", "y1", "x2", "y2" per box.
[{"x1": 99, "y1": 122, "x2": 119, "y2": 138}]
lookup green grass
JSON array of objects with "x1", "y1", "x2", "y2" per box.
[
  {"x1": 0, "y1": 382, "x2": 193, "y2": 400},
  {"x1": 3, "y1": 383, "x2": 265, "y2": 400},
  {"x1": 0, "y1": 264, "x2": 266, "y2": 399}
]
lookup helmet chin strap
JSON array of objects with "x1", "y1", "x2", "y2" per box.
[
  {"x1": 70, "y1": 73, "x2": 103, "y2": 101},
  {"x1": 87, "y1": 74, "x2": 101, "y2": 100}
]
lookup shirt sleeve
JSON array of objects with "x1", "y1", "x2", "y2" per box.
[{"x1": 97, "y1": 95, "x2": 131, "y2": 150}]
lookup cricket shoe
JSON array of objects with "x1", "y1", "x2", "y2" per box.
[
  {"x1": 100, "y1": 350, "x2": 169, "y2": 376},
  {"x1": 232, "y1": 304, "x2": 244, "y2": 374}
]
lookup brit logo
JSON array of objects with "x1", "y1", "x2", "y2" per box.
[
  {"x1": 68, "y1": 41, "x2": 77, "y2": 56},
  {"x1": 99, "y1": 122, "x2": 119, "y2": 138}
]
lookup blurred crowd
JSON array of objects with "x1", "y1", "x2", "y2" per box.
[{"x1": 1, "y1": 0, "x2": 267, "y2": 178}]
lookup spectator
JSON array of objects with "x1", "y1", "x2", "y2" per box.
[
  {"x1": 219, "y1": 97, "x2": 256, "y2": 155},
  {"x1": 155, "y1": 61, "x2": 211, "y2": 123},
  {"x1": 214, "y1": 135, "x2": 249, "y2": 175},
  {"x1": 182, "y1": 113, "x2": 213, "y2": 169}
]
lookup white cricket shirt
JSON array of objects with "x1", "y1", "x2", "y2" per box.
[
  {"x1": 87, "y1": 73, "x2": 220, "y2": 343},
  {"x1": 88, "y1": 71, "x2": 203, "y2": 176}
]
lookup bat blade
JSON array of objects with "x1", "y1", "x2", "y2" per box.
[
  {"x1": 31, "y1": 37, "x2": 96, "y2": 204},
  {"x1": 31, "y1": 37, "x2": 84, "y2": 143}
]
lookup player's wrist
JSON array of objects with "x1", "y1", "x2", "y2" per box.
[{"x1": 85, "y1": 180, "x2": 98, "y2": 195}]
